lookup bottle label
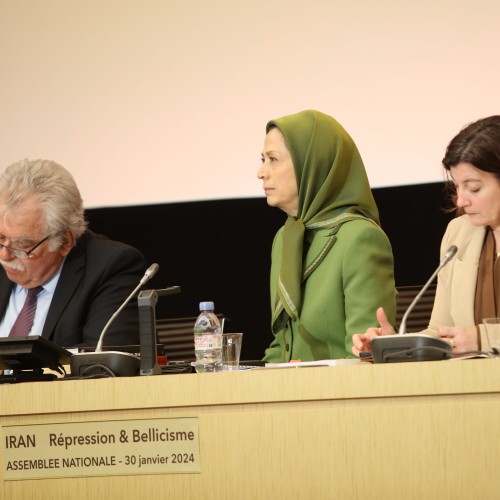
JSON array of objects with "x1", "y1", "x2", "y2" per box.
[{"x1": 194, "y1": 334, "x2": 222, "y2": 350}]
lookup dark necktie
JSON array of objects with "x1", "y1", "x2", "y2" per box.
[{"x1": 9, "y1": 286, "x2": 44, "y2": 337}]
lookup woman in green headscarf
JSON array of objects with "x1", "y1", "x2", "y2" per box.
[{"x1": 258, "y1": 110, "x2": 397, "y2": 362}]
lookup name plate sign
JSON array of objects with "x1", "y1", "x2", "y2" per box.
[{"x1": 2, "y1": 417, "x2": 200, "y2": 480}]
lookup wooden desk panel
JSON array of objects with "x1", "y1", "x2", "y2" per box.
[{"x1": 1, "y1": 359, "x2": 499, "y2": 499}]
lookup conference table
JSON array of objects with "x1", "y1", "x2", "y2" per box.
[{"x1": 0, "y1": 358, "x2": 499, "y2": 499}]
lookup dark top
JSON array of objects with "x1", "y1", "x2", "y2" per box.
[{"x1": 0, "y1": 230, "x2": 147, "y2": 348}]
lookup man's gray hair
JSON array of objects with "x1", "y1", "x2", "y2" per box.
[{"x1": 0, "y1": 159, "x2": 87, "y2": 248}]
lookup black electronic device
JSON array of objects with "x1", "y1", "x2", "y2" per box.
[
  {"x1": 138, "y1": 286, "x2": 181, "y2": 376},
  {"x1": 371, "y1": 245, "x2": 457, "y2": 363},
  {"x1": 371, "y1": 333, "x2": 452, "y2": 363},
  {"x1": 0, "y1": 336, "x2": 71, "y2": 383}
]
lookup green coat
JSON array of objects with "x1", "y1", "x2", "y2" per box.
[{"x1": 263, "y1": 219, "x2": 396, "y2": 362}]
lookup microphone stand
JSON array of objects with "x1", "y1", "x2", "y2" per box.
[
  {"x1": 70, "y1": 264, "x2": 161, "y2": 377},
  {"x1": 371, "y1": 246, "x2": 458, "y2": 363}
]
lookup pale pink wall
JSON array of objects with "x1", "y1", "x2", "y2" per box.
[{"x1": 1, "y1": 0, "x2": 498, "y2": 207}]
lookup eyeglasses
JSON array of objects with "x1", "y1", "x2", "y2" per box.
[{"x1": 0, "y1": 234, "x2": 52, "y2": 259}]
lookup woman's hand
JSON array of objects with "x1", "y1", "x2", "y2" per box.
[
  {"x1": 352, "y1": 307, "x2": 396, "y2": 356},
  {"x1": 438, "y1": 326, "x2": 479, "y2": 352}
]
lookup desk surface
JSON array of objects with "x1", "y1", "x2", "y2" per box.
[
  {"x1": 2, "y1": 357, "x2": 500, "y2": 416},
  {"x1": 1, "y1": 358, "x2": 500, "y2": 499}
]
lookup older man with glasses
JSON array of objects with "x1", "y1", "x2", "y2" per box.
[{"x1": 0, "y1": 159, "x2": 147, "y2": 347}]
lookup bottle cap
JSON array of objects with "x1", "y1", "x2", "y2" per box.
[{"x1": 199, "y1": 301, "x2": 215, "y2": 311}]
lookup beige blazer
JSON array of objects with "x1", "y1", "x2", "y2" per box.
[{"x1": 425, "y1": 215, "x2": 490, "y2": 348}]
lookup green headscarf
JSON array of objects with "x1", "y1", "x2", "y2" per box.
[{"x1": 266, "y1": 110, "x2": 380, "y2": 333}]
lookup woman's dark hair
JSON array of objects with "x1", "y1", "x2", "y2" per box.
[
  {"x1": 442, "y1": 116, "x2": 500, "y2": 213},
  {"x1": 442, "y1": 115, "x2": 500, "y2": 178}
]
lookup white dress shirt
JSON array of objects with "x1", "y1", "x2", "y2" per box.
[{"x1": 0, "y1": 265, "x2": 63, "y2": 338}]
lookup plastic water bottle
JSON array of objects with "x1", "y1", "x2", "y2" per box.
[{"x1": 193, "y1": 301, "x2": 223, "y2": 373}]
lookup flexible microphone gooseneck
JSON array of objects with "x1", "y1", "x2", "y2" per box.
[
  {"x1": 399, "y1": 245, "x2": 458, "y2": 335},
  {"x1": 95, "y1": 263, "x2": 160, "y2": 352},
  {"x1": 70, "y1": 263, "x2": 160, "y2": 377},
  {"x1": 371, "y1": 245, "x2": 458, "y2": 363}
]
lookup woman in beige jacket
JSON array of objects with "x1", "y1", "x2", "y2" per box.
[{"x1": 353, "y1": 115, "x2": 500, "y2": 355}]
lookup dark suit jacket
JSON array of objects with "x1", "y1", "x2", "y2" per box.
[{"x1": 0, "y1": 230, "x2": 147, "y2": 348}]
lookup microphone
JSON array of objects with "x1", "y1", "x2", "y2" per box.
[
  {"x1": 95, "y1": 263, "x2": 159, "y2": 352},
  {"x1": 70, "y1": 263, "x2": 160, "y2": 377},
  {"x1": 371, "y1": 246, "x2": 458, "y2": 363}
]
